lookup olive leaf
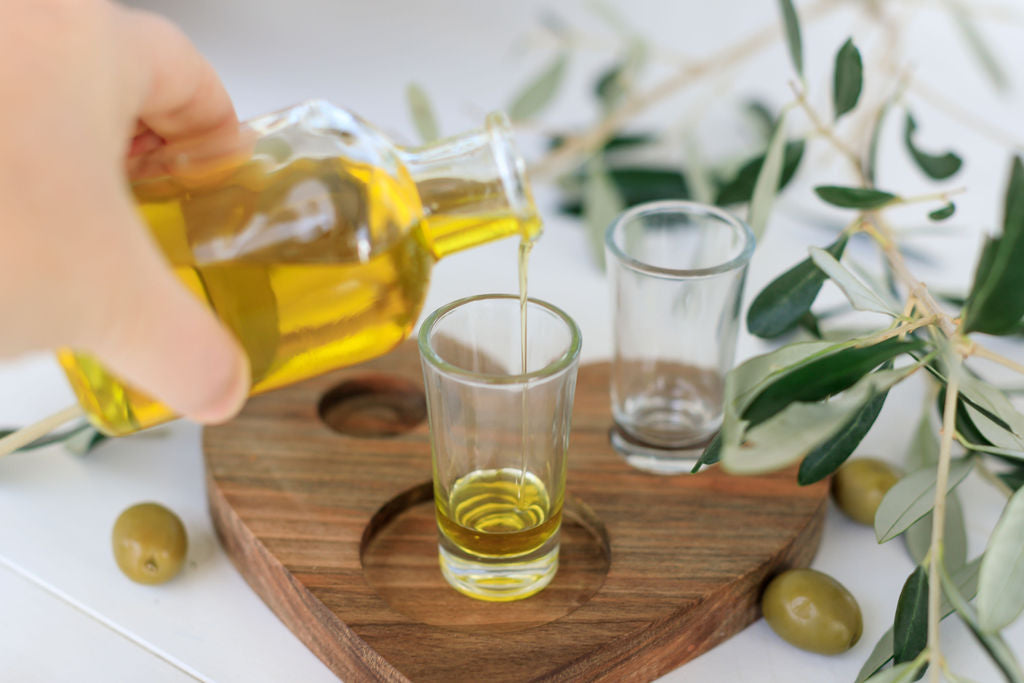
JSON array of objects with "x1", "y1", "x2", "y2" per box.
[
  {"x1": 865, "y1": 100, "x2": 892, "y2": 186},
  {"x1": 595, "y1": 64, "x2": 627, "y2": 109},
  {"x1": 857, "y1": 558, "x2": 982, "y2": 682},
  {"x1": 962, "y1": 404, "x2": 1024, "y2": 458},
  {"x1": 747, "y1": 233, "x2": 848, "y2": 338},
  {"x1": 560, "y1": 167, "x2": 688, "y2": 216},
  {"x1": 582, "y1": 155, "x2": 624, "y2": 268},
  {"x1": 845, "y1": 258, "x2": 904, "y2": 311},
  {"x1": 777, "y1": 0, "x2": 803, "y2": 77},
  {"x1": 977, "y1": 487, "x2": 1024, "y2": 632},
  {"x1": 745, "y1": 100, "x2": 776, "y2": 141},
  {"x1": 600, "y1": 133, "x2": 657, "y2": 152},
  {"x1": 549, "y1": 132, "x2": 655, "y2": 155},
  {"x1": 691, "y1": 432, "x2": 721, "y2": 473},
  {"x1": 906, "y1": 492, "x2": 967, "y2": 571},
  {"x1": 508, "y1": 52, "x2": 568, "y2": 121},
  {"x1": 874, "y1": 457, "x2": 974, "y2": 543},
  {"x1": 684, "y1": 137, "x2": 715, "y2": 204},
  {"x1": 962, "y1": 156, "x2": 1024, "y2": 335},
  {"x1": 605, "y1": 168, "x2": 688, "y2": 204},
  {"x1": 815, "y1": 185, "x2": 898, "y2": 209},
  {"x1": 833, "y1": 38, "x2": 863, "y2": 120},
  {"x1": 858, "y1": 629, "x2": 896, "y2": 683},
  {"x1": 797, "y1": 388, "x2": 887, "y2": 485},
  {"x1": 936, "y1": 383, "x2": 1024, "y2": 465},
  {"x1": 732, "y1": 339, "x2": 852, "y2": 414},
  {"x1": 1000, "y1": 467, "x2": 1024, "y2": 492},
  {"x1": 748, "y1": 110, "x2": 793, "y2": 240},
  {"x1": 0, "y1": 424, "x2": 77, "y2": 450},
  {"x1": 949, "y1": 3, "x2": 1008, "y2": 92},
  {"x1": 63, "y1": 426, "x2": 108, "y2": 456},
  {"x1": 722, "y1": 364, "x2": 917, "y2": 475},
  {"x1": 939, "y1": 563, "x2": 1024, "y2": 683},
  {"x1": 742, "y1": 337, "x2": 923, "y2": 425},
  {"x1": 707, "y1": 336, "x2": 888, "y2": 473},
  {"x1": 955, "y1": 369, "x2": 1024, "y2": 435},
  {"x1": 595, "y1": 38, "x2": 646, "y2": 110},
  {"x1": 809, "y1": 248, "x2": 900, "y2": 316},
  {"x1": 863, "y1": 661, "x2": 927, "y2": 683},
  {"x1": 903, "y1": 406, "x2": 967, "y2": 571},
  {"x1": 714, "y1": 141, "x2": 804, "y2": 207},
  {"x1": 894, "y1": 566, "x2": 929, "y2": 665},
  {"x1": 929, "y1": 202, "x2": 956, "y2": 221},
  {"x1": 957, "y1": 369, "x2": 1024, "y2": 449},
  {"x1": 961, "y1": 442, "x2": 1024, "y2": 465},
  {"x1": 906, "y1": 402, "x2": 939, "y2": 471},
  {"x1": 405, "y1": 82, "x2": 440, "y2": 143},
  {"x1": 903, "y1": 112, "x2": 963, "y2": 180},
  {"x1": 0, "y1": 421, "x2": 106, "y2": 455}
]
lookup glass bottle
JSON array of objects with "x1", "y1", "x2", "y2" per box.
[{"x1": 58, "y1": 100, "x2": 540, "y2": 436}]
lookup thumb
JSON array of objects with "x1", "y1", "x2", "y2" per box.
[{"x1": 81, "y1": 201, "x2": 251, "y2": 425}]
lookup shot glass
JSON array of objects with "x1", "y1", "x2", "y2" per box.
[
  {"x1": 418, "y1": 294, "x2": 581, "y2": 601},
  {"x1": 605, "y1": 200, "x2": 755, "y2": 475}
]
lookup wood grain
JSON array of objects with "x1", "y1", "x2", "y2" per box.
[{"x1": 204, "y1": 341, "x2": 828, "y2": 682}]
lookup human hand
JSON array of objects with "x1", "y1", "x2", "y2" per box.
[{"x1": 0, "y1": 0, "x2": 249, "y2": 423}]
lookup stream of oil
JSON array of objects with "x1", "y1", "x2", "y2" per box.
[{"x1": 517, "y1": 238, "x2": 534, "y2": 507}]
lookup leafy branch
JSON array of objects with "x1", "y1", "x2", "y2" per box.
[
  {"x1": 0, "y1": 419, "x2": 106, "y2": 456},
  {"x1": 528, "y1": 0, "x2": 846, "y2": 179},
  {"x1": 760, "y1": 31, "x2": 1022, "y2": 678},
  {"x1": 400, "y1": 0, "x2": 1024, "y2": 679}
]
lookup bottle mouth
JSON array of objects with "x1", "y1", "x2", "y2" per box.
[{"x1": 485, "y1": 112, "x2": 540, "y2": 238}]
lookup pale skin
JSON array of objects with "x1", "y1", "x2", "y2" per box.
[{"x1": 0, "y1": 0, "x2": 249, "y2": 423}]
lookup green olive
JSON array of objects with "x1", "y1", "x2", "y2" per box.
[
  {"x1": 761, "y1": 568, "x2": 863, "y2": 655},
  {"x1": 112, "y1": 503, "x2": 188, "y2": 585},
  {"x1": 831, "y1": 457, "x2": 902, "y2": 525}
]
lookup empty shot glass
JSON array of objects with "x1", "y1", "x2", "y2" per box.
[
  {"x1": 418, "y1": 294, "x2": 581, "y2": 601},
  {"x1": 605, "y1": 200, "x2": 755, "y2": 475}
]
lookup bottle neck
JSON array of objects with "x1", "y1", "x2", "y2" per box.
[{"x1": 398, "y1": 113, "x2": 540, "y2": 260}]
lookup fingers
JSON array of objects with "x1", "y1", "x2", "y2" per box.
[
  {"x1": 0, "y1": 0, "x2": 251, "y2": 425},
  {"x1": 88, "y1": 6, "x2": 251, "y2": 422},
  {"x1": 79, "y1": 194, "x2": 251, "y2": 424},
  {"x1": 117, "y1": 7, "x2": 238, "y2": 143}
]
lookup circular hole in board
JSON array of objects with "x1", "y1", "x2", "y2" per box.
[
  {"x1": 360, "y1": 482, "x2": 611, "y2": 632},
  {"x1": 318, "y1": 375, "x2": 427, "y2": 438}
]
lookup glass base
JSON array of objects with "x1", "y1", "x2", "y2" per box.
[
  {"x1": 609, "y1": 425, "x2": 713, "y2": 475},
  {"x1": 438, "y1": 539, "x2": 559, "y2": 602}
]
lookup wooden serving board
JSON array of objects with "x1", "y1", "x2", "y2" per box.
[{"x1": 204, "y1": 341, "x2": 828, "y2": 682}]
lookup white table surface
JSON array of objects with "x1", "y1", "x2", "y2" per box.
[{"x1": 3, "y1": 0, "x2": 1024, "y2": 680}]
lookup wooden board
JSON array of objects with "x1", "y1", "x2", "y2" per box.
[{"x1": 204, "y1": 341, "x2": 828, "y2": 682}]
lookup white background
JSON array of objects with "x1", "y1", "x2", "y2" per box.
[{"x1": 2, "y1": 0, "x2": 1024, "y2": 681}]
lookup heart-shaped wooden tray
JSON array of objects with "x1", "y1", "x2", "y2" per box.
[{"x1": 204, "y1": 341, "x2": 827, "y2": 682}]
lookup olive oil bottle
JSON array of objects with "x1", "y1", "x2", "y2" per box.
[{"x1": 59, "y1": 101, "x2": 540, "y2": 435}]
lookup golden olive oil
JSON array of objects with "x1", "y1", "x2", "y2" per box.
[
  {"x1": 59, "y1": 154, "x2": 537, "y2": 435},
  {"x1": 436, "y1": 467, "x2": 562, "y2": 559},
  {"x1": 516, "y1": 238, "x2": 535, "y2": 503}
]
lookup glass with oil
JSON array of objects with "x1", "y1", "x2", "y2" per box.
[
  {"x1": 58, "y1": 101, "x2": 540, "y2": 436},
  {"x1": 418, "y1": 294, "x2": 580, "y2": 601}
]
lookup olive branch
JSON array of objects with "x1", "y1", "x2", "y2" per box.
[{"x1": 405, "y1": 1, "x2": 1024, "y2": 680}]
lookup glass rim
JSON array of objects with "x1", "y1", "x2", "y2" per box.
[
  {"x1": 418, "y1": 293, "x2": 582, "y2": 385},
  {"x1": 604, "y1": 200, "x2": 756, "y2": 279}
]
